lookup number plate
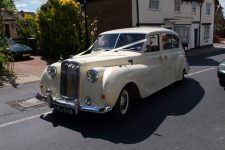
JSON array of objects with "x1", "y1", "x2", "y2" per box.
[
  {"x1": 54, "y1": 106, "x2": 73, "y2": 114},
  {"x1": 23, "y1": 53, "x2": 30, "y2": 57}
]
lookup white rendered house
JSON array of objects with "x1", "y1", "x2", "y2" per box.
[{"x1": 132, "y1": 0, "x2": 215, "y2": 49}]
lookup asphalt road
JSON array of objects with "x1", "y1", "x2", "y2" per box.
[{"x1": 0, "y1": 48, "x2": 225, "y2": 150}]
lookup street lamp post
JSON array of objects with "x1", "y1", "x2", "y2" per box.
[{"x1": 80, "y1": 0, "x2": 89, "y2": 50}]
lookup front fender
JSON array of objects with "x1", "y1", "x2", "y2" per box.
[
  {"x1": 40, "y1": 62, "x2": 61, "y2": 98},
  {"x1": 102, "y1": 64, "x2": 148, "y2": 107}
]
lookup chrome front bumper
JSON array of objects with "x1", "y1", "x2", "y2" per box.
[{"x1": 36, "y1": 93, "x2": 112, "y2": 115}]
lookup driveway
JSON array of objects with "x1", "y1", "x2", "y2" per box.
[{"x1": 10, "y1": 56, "x2": 50, "y2": 86}]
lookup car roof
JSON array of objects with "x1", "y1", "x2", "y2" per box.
[{"x1": 101, "y1": 27, "x2": 177, "y2": 35}]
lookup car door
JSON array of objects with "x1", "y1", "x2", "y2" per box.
[
  {"x1": 139, "y1": 34, "x2": 164, "y2": 96},
  {"x1": 161, "y1": 33, "x2": 180, "y2": 86}
]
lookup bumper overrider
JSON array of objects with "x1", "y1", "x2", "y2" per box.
[{"x1": 35, "y1": 93, "x2": 112, "y2": 115}]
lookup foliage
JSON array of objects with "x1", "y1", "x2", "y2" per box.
[
  {"x1": 0, "y1": 0, "x2": 16, "y2": 15},
  {"x1": 0, "y1": 0, "x2": 15, "y2": 71},
  {"x1": 17, "y1": 14, "x2": 37, "y2": 39},
  {"x1": 215, "y1": 5, "x2": 225, "y2": 37},
  {"x1": 36, "y1": 0, "x2": 97, "y2": 58}
]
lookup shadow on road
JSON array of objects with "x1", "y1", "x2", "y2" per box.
[
  {"x1": 13, "y1": 57, "x2": 34, "y2": 62},
  {"x1": 188, "y1": 48, "x2": 225, "y2": 66},
  {"x1": 40, "y1": 78, "x2": 204, "y2": 144}
]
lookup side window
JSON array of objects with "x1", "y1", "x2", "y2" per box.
[
  {"x1": 146, "y1": 34, "x2": 160, "y2": 52},
  {"x1": 162, "y1": 34, "x2": 179, "y2": 50},
  {"x1": 172, "y1": 35, "x2": 179, "y2": 48}
]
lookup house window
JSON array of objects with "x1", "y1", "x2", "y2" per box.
[
  {"x1": 192, "y1": 2, "x2": 197, "y2": 13},
  {"x1": 174, "y1": 25, "x2": 190, "y2": 43},
  {"x1": 149, "y1": 0, "x2": 160, "y2": 10},
  {"x1": 174, "y1": 0, "x2": 181, "y2": 12},
  {"x1": 204, "y1": 25, "x2": 210, "y2": 40},
  {"x1": 206, "y1": 3, "x2": 211, "y2": 15}
]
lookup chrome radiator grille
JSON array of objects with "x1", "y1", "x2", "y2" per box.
[{"x1": 60, "y1": 61, "x2": 80, "y2": 98}]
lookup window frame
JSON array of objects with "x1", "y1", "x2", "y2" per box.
[
  {"x1": 203, "y1": 25, "x2": 210, "y2": 41},
  {"x1": 174, "y1": 0, "x2": 181, "y2": 13},
  {"x1": 149, "y1": 0, "x2": 160, "y2": 10},
  {"x1": 192, "y1": 1, "x2": 197, "y2": 13},
  {"x1": 205, "y1": 2, "x2": 211, "y2": 16}
]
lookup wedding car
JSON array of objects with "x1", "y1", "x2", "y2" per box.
[{"x1": 36, "y1": 27, "x2": 190, "y2": 119}]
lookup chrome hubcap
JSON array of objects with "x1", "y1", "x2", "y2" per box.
[{"x1": 120, "y1": 89, "x2": 129, "y2": 115}]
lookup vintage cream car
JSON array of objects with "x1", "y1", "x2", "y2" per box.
[{"x1": 36, "y1": 27, "x2": 190, "y2": 119}]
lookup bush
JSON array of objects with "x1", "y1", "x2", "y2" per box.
[
  {"x1": 213, "y1": 35, "x2": 221, "y2": 43},
  {"x1": 0, "y1": 20, "x2": 12, "y2": 71},
  {"x1": 36, "y1": 0, "x2": 97, "y2": 59}
]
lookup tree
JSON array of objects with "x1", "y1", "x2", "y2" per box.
[
  {"x1": 0, "y1": 0, "x2": 16, "y2": 71},
  {"x1": 17, "y1": 14, "x2": 37, "y2": 45},
  {"x1": 36, "y1": 0, "x2": 97, "y2": 58}
]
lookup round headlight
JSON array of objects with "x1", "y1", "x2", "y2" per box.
[
  {"x1": 47, "y1": 66, "x2": 57, "y2": 78},
  {"x1": 86, "y1": 69, "x2": 98, "y2": 83}
]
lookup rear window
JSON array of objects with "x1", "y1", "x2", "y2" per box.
[{"x1": 162, "y1": 34, "x2": 180, "y2": 50}]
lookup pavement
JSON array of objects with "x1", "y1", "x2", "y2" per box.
[{"x1": 1, "y1": 44, "x2": 225, "y2": 87}]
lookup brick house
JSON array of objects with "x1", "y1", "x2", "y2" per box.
[
  {"x1": 86, "y1": 0, "x2": 217, "y2": 49},
  {"x1": 86, "y1": 0, "x2": 132, "y2": 34},
  {"x1": 1, "y1": 9, "x2": 17, "y2": 38}
]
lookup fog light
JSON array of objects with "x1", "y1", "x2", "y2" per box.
[
  {"x1": 84, "y1": 97, "x2": 92, "y2": 105},
  {"x1": 46, "y1": 88, "x2": 52, "y2": 94}
]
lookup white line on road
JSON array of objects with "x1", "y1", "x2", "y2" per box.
[
  {"x1": 187, "y1": 67, "x2": 215, "y2": 76},
  {"x1": 0, "y1": 111, "x2": 51, "y2": 128}
]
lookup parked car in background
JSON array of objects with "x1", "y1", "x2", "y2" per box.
[
  {"x1": 6, "y1": 37, "x2": 33, "y2": 59},
  {"x1": 36, "y1": 27, "x2": 190, "y2": 120},
  {"x1": 217, "y1": 60, "x2": 225, "y2": 88}
]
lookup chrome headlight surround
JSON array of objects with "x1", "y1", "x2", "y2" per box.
[
  {"x1": 86, "y1": 69, "x2": 99, "y2": 83},
  {"x1": 218, "y1": 63, "x2": 225, "y2": 71},
  {"x1": 47, "y1": 65, "x2": 57, "y2": 78}
]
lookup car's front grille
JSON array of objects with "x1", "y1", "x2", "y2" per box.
[{"x1": 60, "y1": 61, "x2": 80, "y2": 98}]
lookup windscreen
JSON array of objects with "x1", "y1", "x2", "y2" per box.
[{"x1": 92, "y1": 33, "x2": 146, "y2": 52}]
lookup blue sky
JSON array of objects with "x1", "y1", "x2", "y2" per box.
[
  {"x1": 15, "y1": 0, "x2": 47, "y2": 12},
  {"x1": 15, "y1": 0, "x2": 225, "y2": 13}
]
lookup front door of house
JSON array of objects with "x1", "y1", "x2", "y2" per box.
[
  {"x1": 194, "y1": 29, "x2": 198, "y2": 48},
  {"x1": 5, "y1": 24, "x2": 10, "y2": 38}
]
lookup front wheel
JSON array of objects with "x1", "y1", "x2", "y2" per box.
[{"x1": 111, "y1": 88, "x2": 130, "y2": 120}]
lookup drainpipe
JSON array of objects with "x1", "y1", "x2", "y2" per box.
[
  {"x1": 136, "y1": 0, "x2": 139, "y2": 27},
  {"x1": 199, "y1": 3, "x2": 203, "y2": 48}
]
